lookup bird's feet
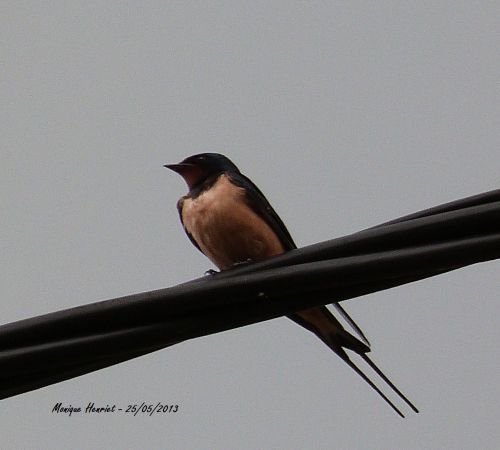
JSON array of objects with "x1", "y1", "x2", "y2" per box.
[{"x1": 204, "y1": 269, "x2": 219, "y2": 277}]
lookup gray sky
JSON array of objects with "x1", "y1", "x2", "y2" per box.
[{"x1": 1, "y1": 2, "x2": 499, "y2": 449}]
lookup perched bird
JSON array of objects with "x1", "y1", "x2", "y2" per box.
[{"x1": 165, "y1": 153, "x2": 418, "y2": 417}]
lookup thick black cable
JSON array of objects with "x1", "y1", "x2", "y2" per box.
[{"x1": 0, "y1": 189, "x2": 498, "y2": 400}]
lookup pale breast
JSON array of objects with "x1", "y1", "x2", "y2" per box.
[{"x1": 181, "y1": 174, "x2": 285, "y2": 269}]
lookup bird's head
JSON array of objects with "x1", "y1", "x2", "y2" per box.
[{"x1": 164, "y1": 153, "x2": 240, "y2": 189}]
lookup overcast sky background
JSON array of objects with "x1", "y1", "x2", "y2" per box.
[{"x1": 1, "y1": 2, "x2": 499, "y2": 449}]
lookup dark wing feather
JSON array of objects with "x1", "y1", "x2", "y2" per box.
[
  {"x1": 332, "y1": 302, "x2": 371, "y2": 346},
  {"x1": 177, "y1": 197, "x2": 203, "y2": 254},
  {"x1": 227, "y1": 171, "x2": 297, "y2": 251}
]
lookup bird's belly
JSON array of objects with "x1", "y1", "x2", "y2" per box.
[{"x1": 181, "y1": 181, "x2": 284, "y2": 270}]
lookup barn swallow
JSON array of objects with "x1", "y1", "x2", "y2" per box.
[{"x1": 165, "y1": 153, "x2": 418, "y2": 417}]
